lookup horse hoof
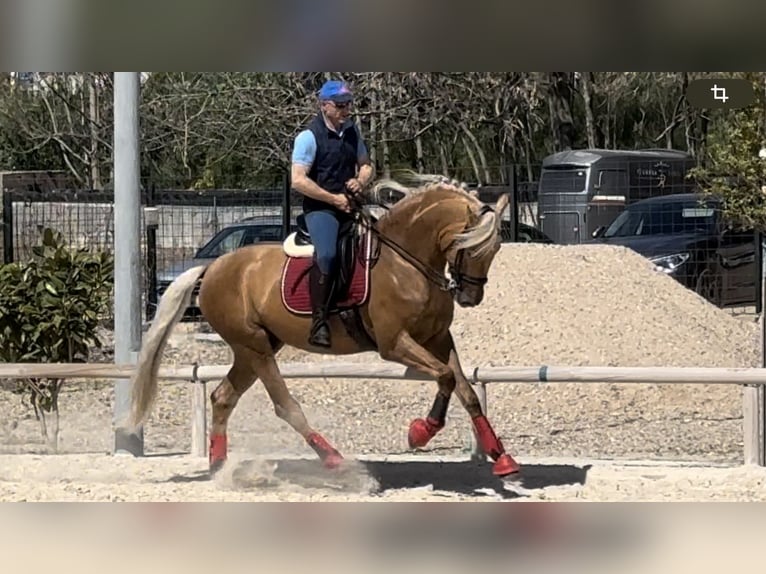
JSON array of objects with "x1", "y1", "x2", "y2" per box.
[
  {"x1": 408, "y1": 418, "x2": 441, "y2": 449},
  {"x1": 322, "y1": 452, "x2": 344, "y2": 470},
  {"x1": 492, "y1": 454, "x2": 520, "y2": 477},
  {"x1": 209, "y1": 458, "x2": 226, "y2": 476},
  {"x1": 208, "y1": 434, "x2": 228, "y2": 477}
]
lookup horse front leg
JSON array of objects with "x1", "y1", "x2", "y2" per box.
[
  {"x1": 418, "y1": 331, "x2": 519, "y2": 477},
  {"x1": 379, "y1": 331, "x2": 456, "y2": 451},
  {"x1": 446, "y1": 343, "x2": 520, "y2": 477}
]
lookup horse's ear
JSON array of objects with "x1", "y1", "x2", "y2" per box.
[{"x1": 494, "y1": 194, "x2": 511, "y2": 227}]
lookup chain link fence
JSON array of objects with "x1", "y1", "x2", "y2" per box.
[{"x1": 1, "y1": 162, "x2": 761, "y2": 324}]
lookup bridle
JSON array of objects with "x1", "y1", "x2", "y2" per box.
[
  {"x1": 350, "y1": 194, "x2": 494, "y2": 294},
  {"x1": 447, "y1": 233, "x2": 491, "y2": 291}
]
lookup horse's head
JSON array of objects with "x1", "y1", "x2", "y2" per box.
[
  {"x1": 371, "y1": 173, "x2": 511, "y2": 307},
  {"x1": 444, "y1": 190, "x2": 510, "y2": 307}
]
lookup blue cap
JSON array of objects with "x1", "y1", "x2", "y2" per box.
[{"x1": 318, "y1": 80, "x2": 353, "y2": 103}]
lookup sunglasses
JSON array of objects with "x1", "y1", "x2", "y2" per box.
[{"x1": 332, "y1": 101, "x2": 352, "y2": 110}]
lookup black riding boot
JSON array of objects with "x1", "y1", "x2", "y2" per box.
[{"x1": 308, "y1": 265, "x2": 335, "y2": 348}]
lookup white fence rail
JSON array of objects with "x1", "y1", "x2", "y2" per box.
[{"x1": 1, "y1": 361, "x2": 764, "y2": 465}]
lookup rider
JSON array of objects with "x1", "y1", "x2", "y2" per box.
[{"x1": 290, "y1": 80, "x2": 374, "y2": 348}]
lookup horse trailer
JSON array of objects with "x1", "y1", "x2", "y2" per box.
[{"x1": 537, "y1": 149, "x2": 697, "y2": 244}]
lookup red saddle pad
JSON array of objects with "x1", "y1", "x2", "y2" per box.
[{"x1": 280, "y1": 231, "x2": 373, "y2": 315}]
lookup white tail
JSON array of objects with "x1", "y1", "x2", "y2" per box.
[{"x1": 120, "y1": 264, "x2": 208, "y2": 431}]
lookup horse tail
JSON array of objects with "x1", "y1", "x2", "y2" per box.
[{"x1": 122, "y1": 264, "x2": 208, "y2": 432}]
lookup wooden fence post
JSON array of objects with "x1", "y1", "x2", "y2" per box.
[
  {"x1": 743, "y1": 384, "x2": 766, "y2": 465},
  {"x1": 191, "y1": 380, "x2": 207, "y2": 458},
  {"x1": 470, "y1": 377, "x2": 488, "y2": 461}
]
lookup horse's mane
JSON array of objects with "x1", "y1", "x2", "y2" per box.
[{"x1": 369, "y1": 172, "x2": 499, "y2": 257}]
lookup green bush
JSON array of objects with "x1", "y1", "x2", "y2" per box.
[
  {"x1": 0, "y1": 227, "x2": 113, "y2": 450},
  {"x1": 689, "y1": 73, "x2": 766, "y2": 231}
]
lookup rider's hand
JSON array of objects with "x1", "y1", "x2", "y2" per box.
[
  {"x1": 345, "y1": 177, "x2": 363, "y2": 196},
  {"x1": 332, "y1": 194, "x2": 352, "y2": 213}
]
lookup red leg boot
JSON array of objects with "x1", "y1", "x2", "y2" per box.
[{"x1": 472, "y1": 415, "x2": 520, "y2": 476}]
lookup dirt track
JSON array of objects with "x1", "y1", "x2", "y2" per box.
[
  {"x1": 0, "y1": 243, "x2": 763, "y2": 501},
  {"x1": 1, "y1": 453, "x2": 765, "y2": 501}
]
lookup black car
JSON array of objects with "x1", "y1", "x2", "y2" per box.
[
  {"x1": 500, "y1": 221, "x2": 554, "y2": 244},
  {"x1": 589, "y1": 193, "x2": 759, "y2": 308}
]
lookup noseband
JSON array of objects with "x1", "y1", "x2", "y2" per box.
[
  {"x1": 447, "y1": 247, "x2": 489, "y2": 292},
  {"x1": 446, "y1": 204, "x2": 493, "y2": 291}
]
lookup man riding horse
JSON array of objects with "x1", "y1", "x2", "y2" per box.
[
  {"x1": 124, "y1": 83, "x2": 520, "y2": 479},
  {"x1": 290, "y1": 80, "x2": 374, "y2": 348}
]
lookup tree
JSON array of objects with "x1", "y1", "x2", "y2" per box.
[
  {"x1": 689, "y1": 73, "x2": 766, "y2": 230},
  {"x1": 0, "y1": 228, "x2": 113, "y2": 450}
]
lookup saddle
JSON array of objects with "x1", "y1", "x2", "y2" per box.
[
  {"x1": 282, "y1": 214, "x2": 360, "y2": 302},
  {"x1": 281, "y1": 214, "x2": 377, "y2": 350}
]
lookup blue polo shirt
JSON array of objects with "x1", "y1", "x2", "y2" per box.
[{"x1": 292, "y1": 120, "x2": 368, "y2": 168}]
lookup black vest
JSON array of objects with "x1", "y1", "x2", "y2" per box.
[{"x1": 301, "y1": 113, "x2": 359, "y2": 215}]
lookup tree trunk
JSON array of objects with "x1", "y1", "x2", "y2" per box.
[
  {"x1": 524, "y1": 146, "x2": 538, "y2": 228},
  {"x1": 368, "y1": 90, "x2": 378, "y2": 168},
  {"x1": 382, "y1": 125, "x2": 391, "y2": 179},
  {"x1": 436, "y1": 133, "x2": 450, "y2": 176},
  {"x1": 34, "y1": 380, "x2": 62, "y2": 452},
  {"x1": 88, "y1": 74, "x2": 102, "y2": 189},
  {"x1": 40, "y1": 407, "x2": 60, "y2": 452},
  {"x1": 460, "y1": 123, "x2": 491, "y2": 183},
  {"x1": 547, "y1": 72, "x2": 575, "y2": 151},
  {"x1": 461, "y1": 134, "x2": 481, "y2": 183},
  {"x1": 415, "y1": 134, "x2": 425, "y2": 173},
  {"x1": 379, "y1": 97, "x2": 391, "y2": 178},
  {"x1": 602, "y1": 98, "x2": 612, "y2": 149},
  {"x1": 580, "y1": 72, "x2": 597, "y2": 148},
  {"x1": 409, "y1": 101, "x2": 425, "y2": 173},
  {"x1": 697, "y1": 113, "x2": 709, "y2": 160}
]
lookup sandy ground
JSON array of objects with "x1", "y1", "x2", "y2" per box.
[
  {"x1": 1, "y1": 452, "x2": 765, "y2": 501},
  {"x1": 1, "y1": 242, "x2": 764, "y2": 501}
]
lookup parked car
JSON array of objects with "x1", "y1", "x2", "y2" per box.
[
  {"x1": 589, "y1": 193, "x2": 759, "y2": 308},
  {"x1": 500, "y1": 221, "x2": 554, "y2": 244},
  {"x1": 153, "y1": 216, "x2": 294, "y2": 319}
]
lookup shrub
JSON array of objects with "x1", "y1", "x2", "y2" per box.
[
  {"x1": 0, "y1": 227, "x2": 113, "y2": 451},
  {"x1": 689, "y1": 73, "x2": 766, "y2": 231}
]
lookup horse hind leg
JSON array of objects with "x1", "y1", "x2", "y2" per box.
[
  {"x1": 208, "y1": 344, "x2": 262, "y2": 474},
  {"x1": 254, "y1": 346, "x2": 344, "y2": 469}
]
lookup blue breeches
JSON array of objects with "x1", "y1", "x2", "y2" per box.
[{"x1": 304, "y1": 209, "x2": 341, "y2": 274}]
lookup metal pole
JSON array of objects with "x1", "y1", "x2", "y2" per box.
[
  {"x1": 113, "y1": 72, "x2": 144, "y2": 456},
  {"x1": 760, "y1": 231, "x2": 765, "y2": 368},
  {"x1": 760, "y1": 144, "x2": 766, "y2": 464}
]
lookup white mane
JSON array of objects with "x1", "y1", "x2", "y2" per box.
[{"x1": 369, "y1": 172, "x2": 499, "y2": 257}]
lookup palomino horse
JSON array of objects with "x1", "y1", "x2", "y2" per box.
[{"x1": 124, "y1": 174, "x2": 520, "y2": 477}]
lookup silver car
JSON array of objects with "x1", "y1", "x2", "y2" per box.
[{"x1": 153, "y1": 216, "x2": 294, "y2": 320}]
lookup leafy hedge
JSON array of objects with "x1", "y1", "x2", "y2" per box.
[
  {"x1": 689, "y1": 73, "x2": 766, "y2": 231},
  {"x1": 0, "y1": 227, "x2": 113, "y2": 450}
]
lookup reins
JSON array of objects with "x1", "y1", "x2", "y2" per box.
[{"x1": 346, "y1": 191, "x2": 492, "y2": 293}]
